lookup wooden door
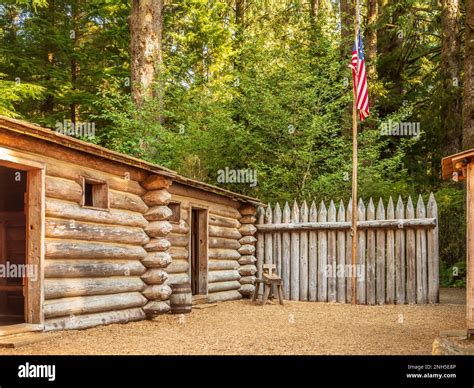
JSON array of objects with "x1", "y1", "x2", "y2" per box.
[{"x1": 190, "y1": 208, "x2": 208, "y2": 295}]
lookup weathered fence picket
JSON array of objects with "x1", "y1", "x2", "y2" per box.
[{"x1": 255, "y1": 194, "x2": 439, "y2": 305}]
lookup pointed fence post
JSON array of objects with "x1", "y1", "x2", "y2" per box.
[
  {"x1": 366, "y1": 198, "x2": 376, "y2": 305},
  {"x1": 406, "y1": 196, "x2": 416, "y2": 304},
  {"x1": 345, "y1": 198, "x2": 353, "y2": 303},
  {"x1": 256, "y1": 206, "x2": 265, "y2": 297},
  {"x1": 308, "y1": 201, "x2": 318, "y2": 301},
  {"x1": 299, "y1": 201, "x2": 309, "y2": 301},
  {"x1": 427, "y1": 193, "x2": 439, "y2": 303},
  {"x1": 282, "y1": 202, "x2": 291, "y2": 299},
  {"x1": 357, "y1": 198, "x2": 366, "y2": 304},
  {"x1": 386, "y1": 197, "x2": 395, "y2": 304},
  {"x1": 337, "y1": 200, "x2": 346, "y2": 303},
  {"x1": 395, "y1": 196, "x2": 406, "y2": 304},
  {"x1": 416, "y1": 195, "x2": 427, "y2": 304},
  {"x1": 376, "y1": 198, "x2": 386, "y2": 305},
  {"x1": 318, "y1": 201, "x2": 328, "y2": 302},
  {"x1": 328, "y1": 201, "x2": 337, "y2": 302},
  {"x1": 290, "y1": 201, "x2": 300, "y2": 300}
]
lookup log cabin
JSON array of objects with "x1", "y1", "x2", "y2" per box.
[
  {"x1": 442, "y1": 150, "x2": 474, "y2": 337},
  {"x1": 0, "y1": 116, "x2": 261, "y2": 332}
]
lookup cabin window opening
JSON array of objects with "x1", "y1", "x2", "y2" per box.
[
  {"x1": 81, "y1": 177, "x2": 109, "y2": 210},
  {"x1": 168, "y1": 202, "x2": 181, "y2": 223}
]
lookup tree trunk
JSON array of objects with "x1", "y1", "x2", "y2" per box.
[
  {"x1": 70, "y1": 1, "x2": 80, "y2": 125},
  {"x1": 463, "y1": 0, "x2": 474, "y2": 149},
  {"x1": 441, "y1": 0, "x2": 462, "y2": 155},
  {"x1": 340, "y1": 0, "x2": 354, "y2": 59},
  {"x1": 365, "y1": 0, "x2": 378, "y2": 80},
  {"x1": 310, "y1": 0, "x2": 319, "y2": 21},
  {"x1": 130, "y1": 0, "x2": 163, "y2": 107}
]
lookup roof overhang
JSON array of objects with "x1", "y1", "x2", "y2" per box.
[{"x1": 442, "y1": 149, "x2": 474, "y2": 181}]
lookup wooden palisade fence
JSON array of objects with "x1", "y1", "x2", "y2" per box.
[{"x1": 255, "y1": 194, "x2": 439, "y2": 304}]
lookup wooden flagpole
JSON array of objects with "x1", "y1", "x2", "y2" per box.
[{"x1": 351, "y1": 0, "x2": 360, "y2": 305}]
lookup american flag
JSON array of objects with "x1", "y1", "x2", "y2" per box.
[{"x1": 349, "y1": 30, "x2": 369, "y2": 121}]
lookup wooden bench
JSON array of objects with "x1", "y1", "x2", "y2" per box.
[{"x1": 252, "y1": 264, "x2": 284, "y2": 305}]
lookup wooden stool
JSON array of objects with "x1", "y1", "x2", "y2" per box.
[{"x1": 252, "y1": 264, "x2": 284, "y2": 305}]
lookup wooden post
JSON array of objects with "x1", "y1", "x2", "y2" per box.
[
  {"x1": 366, "y1": 198, "x2": 376, "y2": 305},
  {"x1": 318, "y1": 201, "x2": 328, "y2": 302},
  {"x1": 282, "y1": 202, "x2": 291, "y2": 299},
  {"x1": 351, "y1": 0, "x2": 360, "y2": 305},
  {"x1": 357, "y1": 198, "x2": 366, "y2": 304},
  {"x1": 337, "y1": 200, "x2": 346, "y2": 303},
  {"x1": 395, "y1": 196, "x2": 406, "y2": 304},
  {"x1": 416, "y1": 195, "x2": 427, "y2": 304},
  {"x1": 290, "y1": 201, "x2": 300, "y2": 300},
  {"x1": 309, "y1": 201, "x2": 318, "y2": 301},
  {"x1": 406, "y1": 196, "x2": 416, "y2": 304},
  {"x1": 328, "y1": 201, "x2": 337, "y2": 302},
  {"x1": 346, "y1": 198, "x2": 353, "y2": 303},
  {"x1": 300, "y1": 201, "x2": 309, "y2": 300},
  {"x1": 376, "y1": 198, "x2": 386, "y2": 305},
  {"x1": 386, "y1": 197, "x2": 395, "y2": 304},
  {"x1": 274, "y1": 203, "x2": 282, "y2": 278},
  {"x1": 427, "y1": 193, "x2": 439, "y2": 303}
]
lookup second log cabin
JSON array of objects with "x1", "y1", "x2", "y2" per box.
[{"x1": 0, "y1": 116, "x2": 261, "y2": 332}]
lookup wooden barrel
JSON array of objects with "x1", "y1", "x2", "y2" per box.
[{"x1": 170, "y1": 283, "x2": 192, "y2": 314}]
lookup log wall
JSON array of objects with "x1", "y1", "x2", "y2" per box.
[{"x1": 167, "y1": 183, "x2": 257, "y2": 303}]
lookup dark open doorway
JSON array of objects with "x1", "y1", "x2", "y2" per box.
[
  {"x1": 0, "y1": 166, "x2": 27, "y2": 325},
  {"x1": 190, "y1": 208, "x2": 208, "y2": 295}
]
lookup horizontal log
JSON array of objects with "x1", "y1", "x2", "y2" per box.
[
  {"x1": 208, "y1": 270, "x2": 240, "y2": 283},
  {"x1": 46, "y1": 176, "x2": 82, "y2": 203},
  {"x1": 141, "y1": 269, "x2": 168, "y2": 285},
  {"x1": 165, "y1": 273, "x2": 189, "y2": 285},
  {"x1": 238, "y1": 244, "x2": 256, "y2": 255},
  {"x1": 46, "y1": 198, "x2": 148, "y2": 228},
  {"x1": 209, "y1": 225, "x2": 242, "y2": 239},
  {"x1": 171, "y1": 220, "x2": 189, "y2": 235},
  {"x1": 256, "y1": 218, "x2": 438, "y2": 232},
  {"x1": 143, "y1": 301, "x2": 170, "y2": 317},
  {"x1": 141, "y1": 175, "x2": 172, "y2": 190},
  {"x1": 141, "y1": 252, "x2": 172, "y2": 269},
  {"x1": 46, "y1": 239, "x2": 147, "y2": 260},
  {"x1": 166, "y1": 259, "x2": 189, "y2": 274},
  {"x1": 239, "y1": 204, "x2": 257, "y2": 216},
  {"x1": 145, "y1": 221, "x2": 172, "y2": 237},
  {"x1": 168, "y1": 234, "x2": 189, "y2": 248},
  {"x1": 239, "y1": 264, "x2": 257, "y2": 276},
  {"x1": 45, "y1": 218, "x2": 149, "y2": 245},
  {"x1": 144, "y1": 238, "x2": 171, "y2": 252},
  {"x1": 208, "y1": 249, "x2": 240, "y2": 261},
  {"x1": 44, "y1": 277, "x2": 145, "y2": 299},
  {"x1": 45, "y1": 160, "x2": 146, "y2": 196},
  {"x1": 239, "y1": 235, "x2": 257, "y2": 245},
  {"x1": 144, "y1": 206, "x2": 173, "y2": 221},
  {"x1": 208, "y1": 280, "x2": 241, "y2": 293},
  {"x1": 239, "y1": 215, "x2": 256, "y2": 224},
  {"x1": 206, "y1": 290, "x2": 242, "y2": 303},
  {"x1": 142, "y1": 284, "x2": 172, "y2": 301},
  {"x1": 240, "y1": 275, "x2": 256, "y2": 285},
  {"x1": 209, "y1": 214, "x2": 240, "y2": 229},
  {"x1": 44, "y1": 292, "x2": 147, "y2": 318},
  {"x1": 44, "y1": 308, "x2": 145, "y2": 331},
  {"x1": 44, "y1": 259, "x2": 146, "y2": 278},
  {"x1": 110, "y1": 190, "x2": 148, "y2": 213},
  {"x1": 209, "y1": 237, "x2": 241, "y2": 250},
  {"x1": 169, "y1": 246, "x2": 189, "y2": 260},
  {"x1": 239, "y1": 284, "x2": 255, "y2": 296},
  {"x1": 239, "y1": 224, "x2": 257, "y2": 236},
  {"x1": 238, "y1": 255, "x2": 256, "y2": 265},
  {"x1": 208, "y1": 260, "x2": 239, "y2": 271},
  {"x1": 142, "y1": 189, "x2": 171, "y2": 206}
]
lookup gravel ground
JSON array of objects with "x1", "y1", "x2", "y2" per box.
[{"x1": 0, "y1": 288, "x2": 465, "y2": 355}]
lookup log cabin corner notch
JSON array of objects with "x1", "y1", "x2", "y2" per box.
[
  {"x1": 442, "y1": 149, "x2": 474, "y2": 337},
  {"x1": 0, "y1": 115, "x2": 262, "y2": 332}
]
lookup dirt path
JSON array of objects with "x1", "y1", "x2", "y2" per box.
[{"x1": 0, "y1": 288, "x2": 465, "y2": 355}]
